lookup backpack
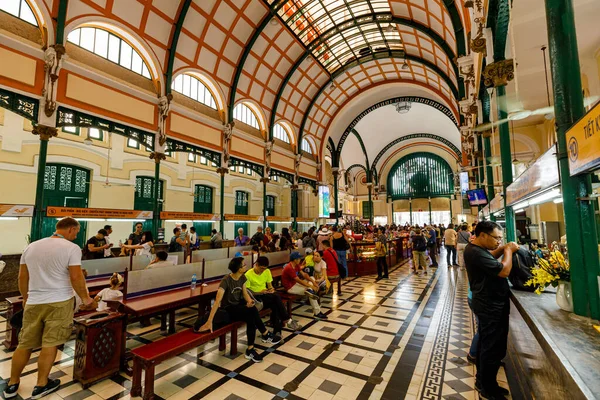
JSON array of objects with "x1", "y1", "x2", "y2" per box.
[
  {"x1": 509, "y1": 247, "x2": 536, "y2": 292},
  {"x1": 168, "y1": 236, "x2": 181, "y2": 252},
  {"x1": 413, "y1": 235, "x2": 427, "y2": 252}
]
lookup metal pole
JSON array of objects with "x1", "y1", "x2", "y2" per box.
[
  {"x1": 31, "y1": 137, "x2": 49, "y2": 242},
  {"x1": 262, "y1": 179, "x2": 267, "y2": 229},
  {"x1": 367, "y1": 183, "x2": 373, "y2": 225},
  {"x1": 219, "y1": 172, "x2": 225, "y2": 238},
  {"x1": 496, "y1": 85, "x2": 516, "y2": 241},
  {"x1": 428, "y1": 197, "x2": 432, "y2": 224},
  {"x1": 332, "y1": 169, "x2": 339, "y2": 226},
  {"x1": 152, "y1": 158, "x2": 161, "y2": 239},
  {"x1": 546, "y1": 0, "x2": 600, "y2": 319},
  {"x1": 409, "y1": 198, "x2": 413, "y2": 225},
  {"x1": 291, "y1": 188, "x2": 298, "y2": 231}
]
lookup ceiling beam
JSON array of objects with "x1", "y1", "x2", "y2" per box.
[
  {"x1": 269, "y1": 13, "x2": 459, "y2": 141},
  {"x1": 297, "y1": 51, "x2": 458, "y2": 148},
  {"x1": 55, "y1": 0, "x2": 69, "y2": 45},
  {"x1": 165, "y1": 0, "x2": 192, "y2": 96},
  {"x1": 342, "y1": 128, "x2": 370, "y2": 170}
]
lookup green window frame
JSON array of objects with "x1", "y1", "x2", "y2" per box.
[
  {"x1": 62, "y1": 126, "x2": 80, "y2": 135},
  {"x1": 134, "y1": 176, "x2": 163, "y2": 232},
  {"x1": 362, "y1": 201, "x2": 372, "y2": 219},
  {"x1": 387, "y1": 152, "x2": 454, "y2": 200},
  {"x1": 194, "y1": 185, "x2": 213, "y2": 237}
]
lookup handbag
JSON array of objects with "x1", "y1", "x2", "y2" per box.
[{"x1": 247, "y1": 291, "x2": 264, "y2": 311}]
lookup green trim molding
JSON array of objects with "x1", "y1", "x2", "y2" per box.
[
  {"x1": 0, "y1": 88, "x2": 39, "y2": 122},
  {"x1": 165, "y1": 0, "x2": 193, "y2": 95}
]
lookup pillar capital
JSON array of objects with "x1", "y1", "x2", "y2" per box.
[
  {"x1": 149, "y1": 152, "x2": 166, "y2": 163},
  {"x1": 32, "y1": 124, "x2": 58, "y2": 141},
  {"x1": 470, "y1": 17, "x2": 487, "y2": 56},
  {"x1": 483, "y1": 59, "x2": 515, "y2": 88},
  {"x1": 260, "y1": 177, "x2": 270, "y2": 183},
  {"x1": 216, "y1": 167, "x2": 229, "y2": 176}
]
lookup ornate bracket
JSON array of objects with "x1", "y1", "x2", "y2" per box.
[
  {"x1": 42, "y1": 45, "x2": 66, "y2": 120},
  {"x1": 149, "y1": 152, "x2": 166, "y2": 163},
  {"x1": 483, "y1": 59, "x2": 515, "y2": 88},
  {"x1": 470, "y1": 17, "x2": 487, "y2": 56},
  {"x1": 32, "y1": 124, "x2": 58, "y2": 141},
  {"x1": 157, "y1": 94, "x2": 172, "y2": 147},
  {"x1": 222, "y1": 122, "x2": 234, "y2": 168}
]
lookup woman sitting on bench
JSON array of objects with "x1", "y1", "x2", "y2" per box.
[{"x1": 197, "y1": 257, "x2": 275, "y2": 363}]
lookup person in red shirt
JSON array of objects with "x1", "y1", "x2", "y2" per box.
[
  {"x1": 321, "y1": 240, "x2": 341, "y2": 280},
  {"x1": 282, "y1": 252, "x2": 328, "y2": 319}
]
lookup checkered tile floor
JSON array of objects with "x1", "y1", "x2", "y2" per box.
[{"x1": 0, "y1": 249, "x2": 511, "y2": 399}]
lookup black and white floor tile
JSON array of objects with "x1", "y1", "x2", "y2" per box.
[{"x1": 0, "y1": 249, "x2": 513, "y2": 399}]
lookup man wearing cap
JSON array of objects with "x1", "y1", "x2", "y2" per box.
[
  {"x1": 282, "y1": 252, "x2": 328, "y2": 319},
  {"x1": 84, "y1": 229, "x2": 111, "y2": 260}
]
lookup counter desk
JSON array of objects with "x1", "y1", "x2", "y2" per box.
[{"x1": 346, "y1": 237, "x2": 410, "y2": 277}]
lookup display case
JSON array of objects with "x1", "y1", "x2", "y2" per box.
[{"x1": 347, "y1": 238, "x2": 406, "y2": 276}]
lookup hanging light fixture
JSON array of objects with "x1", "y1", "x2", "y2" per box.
[
  {"x1": 401, "y1": 60, "x2": 409, "y2": 70},
  {"x1": 395, "y1": 100, "x2": 411, "y2": 114},
  {"x1": 386, "y1": 23, "x2": 395, "y2": 33}
]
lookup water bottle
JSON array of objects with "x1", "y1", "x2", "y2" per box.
[{"x1": 191, "y1": 274, "x2": 197, "y2": 290}]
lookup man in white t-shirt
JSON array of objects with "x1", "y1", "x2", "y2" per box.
[
  {"x1": 4, "y1": 218, "x2": 97, "y2": 400},
  {"x1": 146, "y1": 251, "x2": 175, "y2": 269}
]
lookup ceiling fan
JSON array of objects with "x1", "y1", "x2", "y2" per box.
[{"x1": 88, "y1": 132, "x2": 134, "y2": 188}]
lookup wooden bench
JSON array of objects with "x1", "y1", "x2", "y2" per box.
[
  {"x1": 130, "y1": 323, "x2": 242, "y2": 400},
  {"x1": 277, "y1": 277, "x2": 342, "y2": 317}
]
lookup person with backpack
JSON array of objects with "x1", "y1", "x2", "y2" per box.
[
  {"x1": 426, "y1": 226, "x2": 438, "y2": 267},
  {"x1": 321, "y1": 240, "x2": 341, "y2": 280},
  {"x1": 411, "y1": 229, "x2": 428, "y2": 274},
  {"x1": 375, "y1": 227, "x2": 389, "y2": 280},
  {"x1": 457, "y1": 224, "x2": 472, "y2": 268}
]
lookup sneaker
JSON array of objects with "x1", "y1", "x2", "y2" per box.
[
  {"x1": 493, "y1": 386, "x2": 510, "y2": 396},
  {"x1": 3, "y1": 382, "x2": 19, "y2": 399},
  {"x1": 314, "y1": 312, "x2": 328, "y2": 319},
  {"x1": 382, "y1": 275, "x2": 389, "y2": 279},
  {"x1": 286, "y1": 319, "x2": 302, "y2": 331},
  {"x1": 467, "y1": 353, "x2": 476, "y2": 364},
  {"x1": 31, "y1": 379, "x2": 61, "y2": 400},
  {"x1": 305, "y1": 289, "x2": 319, "y2": 299},
  {"x1": 261, "y1": 331, "x2": 282, "y2": 345},
  {"x1": 245, "y1": 348, "x2": 263, "y2": 363}
]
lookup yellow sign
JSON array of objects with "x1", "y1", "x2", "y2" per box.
[
  {"x1": 0, "y1": 204, "x2": 34, "y2": 217},
  {"x1": 266, "y1": 216, "x2": 292, "y2": 222},
  {"x1": 160, "y1": 212, "x2": 217, "y2": 221},
  {"x1": 567, "y1": 101, "x2": 600, "y2": 175},
  {"x1": 47, "y1": 207, "x2": 152, "y2": 219},
  {"x1": 224, "y1": 214, "x2": 262, "y2": 221}
]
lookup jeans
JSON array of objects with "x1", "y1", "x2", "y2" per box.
[
  {"x1": 225, "y1": 304, "x2": 266, "y2": 347},
  {"x1": 288, "y1": 283, "x2": 320, "y2": 315},
  {"x1": 335, "y1": 250, "x2": 348, "y2": 277},
  {"x1": 256, "y1": 293, "x2": 289, "y2": 334},
  {"x1": 427, "y1": 244, "x2": 438, "y2": 266},
  {"x1": 376, "y1": 256, "x2": 388, "y2": 278},
  {"x1": 475, "y1": 304, "x2": 510, "y2": 393},
  {"x1": 445, "y1": 245, "x2": 457, "y2": 265},
  {"x1": 467, "y1": 298, "x2": 479, "y2": 357}
]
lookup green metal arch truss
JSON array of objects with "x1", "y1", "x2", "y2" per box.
[
  {"x1": 342, "y1": 128, "x2": 370, "y2": 170},
  {"x1": 165, "y1": 138, "x2": 221, "y2": 167},
  {"x1": 230, "y1": 157, "x2": 264, "y2": 177},
  {"x1": 372, "y1": 133, "x2": 462, "y2": 171},
  {"x1": 268, "y1": 12, "x2": 460, "y2": 140},
  {"x1": 297, "y1": 51, "x2": 459, "y2": 148},
  {"x1": 55, "y1": 0, "x2": 69, "y2": 45},
  {"x1": 386, "y1": 151, "x2": 455, "y2": 200},
  {"x1": 165, "y1": 0, "x2": 193, "y2": 96},
  {"x1": 336, "y1": 97, "x2": 459, "y2": 157},
  {"x1": 270, "y1": 168, "x2": 295, "y2": 184}
]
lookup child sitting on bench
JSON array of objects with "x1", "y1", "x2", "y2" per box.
[{"x1": 94, "y1": 273, "x2": 123, "y2": 311}]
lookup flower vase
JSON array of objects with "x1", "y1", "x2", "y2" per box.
[{"x1": 556, "y1": 281, "x2": 573, "y2": 312}]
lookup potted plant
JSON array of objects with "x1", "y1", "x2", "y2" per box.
[{"x1": 525, "y1": 242, "x2": 572, "y2": 312}]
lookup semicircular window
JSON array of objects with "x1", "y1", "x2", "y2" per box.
[
  {"x1": 233, "y1": 103, "x2": 260, "y2": 130},
  {"x1": 301, "y1": 138, "x2": 313, "y2": 154},
  {"x1": 273, "y1": 123, "x2": 291, "y2": 143},
  {"x1": 67, "y1": 27, "x2": 151, "y2": 79},
  {"x1": 387, "y1": 152, "x2": 454, "y2": 199},
  {"x1": 1, "y1": 0, "x2": 38, "y2": 26},
  {"x1": 172, "y1": 74, "x2": 217, "y2": 110}
]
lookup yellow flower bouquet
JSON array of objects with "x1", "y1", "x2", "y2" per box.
[{"x1": 525, "y1": 244, "x2": 570, "y2": 295}]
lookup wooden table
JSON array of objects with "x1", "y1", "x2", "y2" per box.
[{"x1": 3, "y1": 276, "x2": 114, "y2": 350}]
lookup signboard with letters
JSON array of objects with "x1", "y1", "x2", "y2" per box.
[
  {"x1": 266, "y1": 216, "x2": 292, "y2": 222},
  {"x1": 46, "y1": 207, "x2": 152, "y2": 219},
  {"x1": 567, "y1": 101, "x2": 600, "y2": 175},
  {"x1": 224, "y1": 214, "x2": 262, "y2": 221},
  {"x1": 0, "y1": 204, "x2": 34, "y2": 217},
  {"x1": 160, "y1": 212, "x2": 218, "y2": 221},
  {"x1": 505, "y1": 144, "x2": 559, "y2": 206}
]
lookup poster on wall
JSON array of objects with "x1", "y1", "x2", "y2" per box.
[{"x1": 318, "y1": 186, "x2": 330, "y2": 218}]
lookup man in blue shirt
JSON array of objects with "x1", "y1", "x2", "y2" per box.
[{"x1": 426, "y1": 226, "x2": 438, "y2": 267}]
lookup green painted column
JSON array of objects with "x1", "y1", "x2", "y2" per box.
[
  {"x1": 449, "y1": 198, "x2": 453, "y2": 221},
  {"x1": 496, "y1": 85, "x2": 516, "y2": 242},
  {"x1": 332, "y1": 169, "x2": 339, "y2": 226},
  {"x1": 219, "y1": 171, "x2": 225, "y2": 238},
  {"x1": 428, "y1": 198, "x2": 432, "y2": 224},
  {"x1": 151, "y1": 156, "x2": 162, "y2": 239},
  {"x1": 477, "y1": 134, "x2": 485, "y2": 187},
  {"x1": 409, "y1": 198, "x2": 413, "y2": 225},
  {"x1": 546, "y1": 0, "x2": 600, "y2": 319},
  {"x1": 483, "y1": 134, "x2": 496, "y2": 204},
  {"x1": 31, "y1": 128, "x2": 55, "y2": 241},
  {"x1": 367, "y1": 183, "x2": 373, "y2": 225},
  {"x1": 262, "y1": 178, "x2": 267, "y2": 229}
]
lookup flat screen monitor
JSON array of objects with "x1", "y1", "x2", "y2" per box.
[
  {"x1": 466, "y1": 188, "x2": 488, "y2": 206},
  {"x1": 318, "y1": 186, "x2": 330, "y2": 218},
  {"x1": 459, "y1": 172, "x2": 469, "y2": 194}
]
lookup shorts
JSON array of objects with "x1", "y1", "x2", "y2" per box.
[{"x1": 18, "y1": 297, "x2": 75, "y2": 349}]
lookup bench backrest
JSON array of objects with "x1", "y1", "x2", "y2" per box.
[
  {"x1": 125, "y1": 262, "x2": 203, "y2": 298},
  {"x1": 83, "y1": 256, "x2": 150, "y2": 278}
]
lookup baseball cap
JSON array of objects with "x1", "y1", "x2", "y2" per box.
[
  {"x1": 304, "y1": 248, "x2": 313, "y2": 254},
  {"x1": 289, "y1": 251, "x2": 303, "y2": 261},
  {"x1": 234, "y1": 252, "x2": 244, "y2": 257}
]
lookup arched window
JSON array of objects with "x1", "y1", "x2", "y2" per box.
[
  {"x1": 1, "y1": 0, "x2": 38, "y2": 26},
  {"x1": 233, "y1": 103, "x2": 260, "y2": 129},
  {"x1": 387, "y1": 152, "x2": 454, "y2": 200},
  {"x1": 172, "y1": 74, "x2": 217, "y2": 109},
  {"x1": 67, "y1": 27, "x2": 152, "y2": 79},
  {"x1": 273, "y1": 123, "x2": 291, "y2": 143},
  {"x1": 301, "y1": 138, "x2": 313, "y2": 154}
]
